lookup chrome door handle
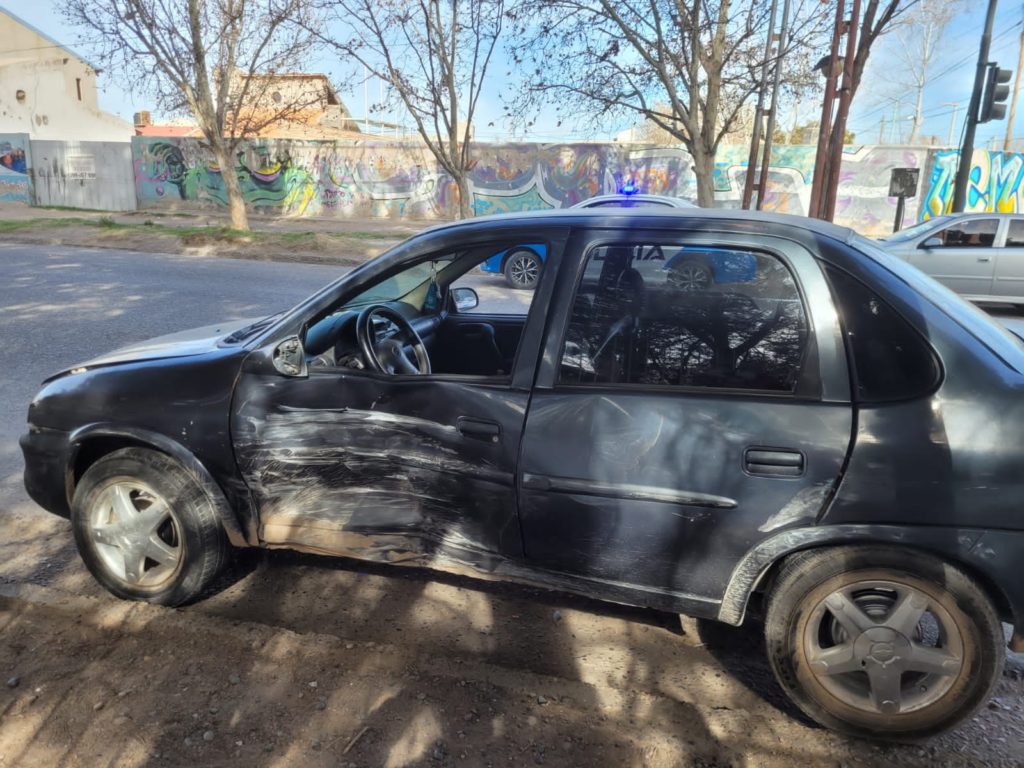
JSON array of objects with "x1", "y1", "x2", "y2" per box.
[{"x1": 978, "y1": 256, "x2": 991, "y2": 262}]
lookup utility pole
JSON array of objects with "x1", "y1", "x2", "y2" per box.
[
  {"x1": 822, "y1": 0, "x2": 861, "y2": 221},
  {"x1": 807, "y1": 0, "x2": 845, "y2": 218},
  {"x1": 878, "y1": 116, "x2": 886, "y2": 143},
  {"x1": 1005, "y1": 26, "x2": 1024, "y2": 151},
  {"x1": 943, "y1": 102, "x2": 960, "y2": 145},
  {"x1": 756, "y1": 0, "x2": 794, "y2": 210},
  {"x1": 742, "y1": 0, "x2": 780, "y2": 209},
  {"x1": 953, "y1": 0, "x2": 998, "y2": 211}
]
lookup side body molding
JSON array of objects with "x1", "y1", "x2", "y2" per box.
[{"x1": 66, "y1": 423, "x2": 248, "y2": 547}]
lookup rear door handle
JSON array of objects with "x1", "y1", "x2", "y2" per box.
[
  {"x1": 978, "y1": 256, "x2": 992, "y2": 262},
  {"x1": 744, "y1": 448, "x2": 804, "y2": 477},
  {"x1": 457, "y1": 417, "x2": 501, "y2": 442}
]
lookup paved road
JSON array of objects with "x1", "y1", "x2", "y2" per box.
[{"x1": 1, "y1": 244, "x2": 1022, "y2": 767}]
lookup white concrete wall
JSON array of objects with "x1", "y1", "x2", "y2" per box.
[
  {"x1": 0, "y1": 10, "x2": 134, "y2": 142},
  {"x1": 31, "y1": 140, "x2": 136, "y2": 211}
]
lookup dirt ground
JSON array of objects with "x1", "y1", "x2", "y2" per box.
[{"x1": 1, "y1": 505, "x2": 1023, "y2": 768}]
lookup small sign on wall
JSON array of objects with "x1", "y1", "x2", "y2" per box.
[{"x1": 65, "y1": 154, "x2": 96, "y2": 180}]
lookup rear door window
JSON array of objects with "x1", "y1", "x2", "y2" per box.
[
  {"x1": 1005, "y1": 219, "x2": 1024, "y2": 247},
  {"x1": 559, "y1": 242, "x2": 810, "y2": 392}
]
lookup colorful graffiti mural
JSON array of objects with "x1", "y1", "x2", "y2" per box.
[
  {"x1": 921, "y1": 149, "x2": 1024, "y2": 219},
  {"x1": 0, "y1": 134, "x2": 32, "y2": 203},
  {"x1": 133, "y1": 136, "x2": 935, "y2": 234}
]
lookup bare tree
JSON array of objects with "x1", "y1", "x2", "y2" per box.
[
  {"x1": 63, "y1": 0, "x2": 322, "y2": 230},
  {"x1": 891, "y1": 0, "x2": 961, "y2": 143},
  {"x1": 814, "y1": 0, "x2": 917, "y2": 214},
  {"x1": 507, "y1": 0, "x2": 830, "y2": 207},
  {"x1": 316, "y1": 0, "x2": 504, "y2": 219}
]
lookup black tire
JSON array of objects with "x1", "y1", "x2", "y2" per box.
[
  {"x1": 666, "y1": 259, "x2": 712, "y2": 291},
  {"x1": 71, "y1": 447, "x2": 230, "y2": 606},
  {"x1": 765, "y1": 546, "x2": 1004, "y2": 741},
  {"x1": 502, "y1": 248, "x2": 542, "y2": 290}
]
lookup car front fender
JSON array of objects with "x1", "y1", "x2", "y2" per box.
[{"x1": 67, "y1": 423, "x2": 248, "y2": 547}]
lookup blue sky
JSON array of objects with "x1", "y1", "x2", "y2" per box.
[{"x1": 6, "y1": 0, "x2": 1024, "y2": 147}]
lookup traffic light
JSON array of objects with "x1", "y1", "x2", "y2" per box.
[{"x1": 980, "y1": 64, "x2": 1013, "y2": 123}]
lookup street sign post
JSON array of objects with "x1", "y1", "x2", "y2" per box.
[{"x1": 889, "y1": 167, "x2": 920, "y2": 233}]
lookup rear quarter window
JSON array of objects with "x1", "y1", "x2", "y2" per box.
[{"x1": 824, "y1": 265, "x2": 941, "y2": 403}]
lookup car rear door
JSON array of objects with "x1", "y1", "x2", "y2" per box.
[
  {"x1": 992, "y1": 217, "x2": 1024, "y2": 300},
  {"x1": 909, "y1": 217, "x2": 999, "y2": 297},
  {"x1": 516, "y1": 227, "x2": 854, "y2": 609}
]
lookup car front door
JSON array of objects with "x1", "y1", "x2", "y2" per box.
[
  {"x1": 230, "y1": 231, "x2": 565, "y2": 567},
  {"x1": 517, "y1": 228, "x2": 854, "y2": 611},
  {"x1": 909, "y1": 217, "x2": 999, "y2": 297}
]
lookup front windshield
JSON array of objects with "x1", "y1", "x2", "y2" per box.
[
  {"x1": 344, "y1": 257, "x2": 454, "y2": 308},
  {"x1": 882, "y1": 216, "x2": 947, "y2": 243},
  {"x1": 853, "y1": 235, "x2": 1024, "y2": 372}
]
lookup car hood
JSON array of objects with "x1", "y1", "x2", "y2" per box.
[{"x1": 66, "y1": 317, "x2": 262, "y2": 372}]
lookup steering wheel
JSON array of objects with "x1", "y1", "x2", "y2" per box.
[{"x1": 355, "y1": 305, "x2": 431, "y2": 375}]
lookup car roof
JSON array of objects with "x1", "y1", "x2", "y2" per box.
[{"x1": 413, "y1": 206, "x2": 856, "y2": 244}]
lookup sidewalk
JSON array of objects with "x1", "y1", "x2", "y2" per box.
[{"x1": 0, "y1": 203, "x2": 436, "y2": 265}]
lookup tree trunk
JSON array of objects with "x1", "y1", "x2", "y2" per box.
[
  {"x1": 454, "y1": 173, "x2": 472, "y2": 219},
  {"x1": 691, "y1": 145, "x2": 716, "y2": 208},
  {"x1": 213, "y1": 143, "x2": 249, "y2": 231}
]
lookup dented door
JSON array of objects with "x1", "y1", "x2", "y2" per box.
[
  {"x1": 517, "y1": 228, "x2": 855, "y2": 604},
  {"x1": 232, "y1": 371, "x2": 530, "y2": 566}
]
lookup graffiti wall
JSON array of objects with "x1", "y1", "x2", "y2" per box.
[
  {"x1": 0, "y1": 133, "x2": 32, "y2": 203},
  {"x1": 921, "y1": 148, "x2": 1024, "y2": 219},
  {"x1": 132, "y1": 136, "x2": 934, "y2": 234}
]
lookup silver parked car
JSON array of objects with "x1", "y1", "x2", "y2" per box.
[{"x1": 880, "y1": 213, "x2": 1024, "y2": 305}]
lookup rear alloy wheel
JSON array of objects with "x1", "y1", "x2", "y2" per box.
[
  {"x1": 72, "y1": 447, "x2": 229, "y2": 606},
  {"x1": 503, "y1": 248, "x2": 542, "y2": 290},
  {"x1": 766, "y1": 546, "x2": 1004, "y2": 740}
]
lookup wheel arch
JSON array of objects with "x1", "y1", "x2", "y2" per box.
[
  {"x1": 719, "y1": 526, "x2": 1015, "y2": 630},
  {"x1": 66, "y1": 424, "x2": 248, "y2": 547}
]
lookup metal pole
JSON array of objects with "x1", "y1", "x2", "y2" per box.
[
  {"x1": 755, "y1": 0, "x2": 793, "y2": 210},
  {"x1": 808, "y1": 0, "x2": 845, "y2": 218},
  {"x1": 1004, "y1": 27, "x2": 1024, "y2": 152},
  {"x1": 878, "y1": 116, "x2": 886, "y2": 143},
  {"x1": 953, "y1": 0, "x2": 998, "y2": 212},
  {"x1": 742, "y1": 0, "x2": 780, "y2": 209},
  {"x1": 824, "y1": 0, "x2": 861, "y2": 221},
  {"x1": 893, "y1": 195, "x2": 906, "y2": 232},
  {"x1": 944, "y1": 102, "x2": 960, "y2": 145}
]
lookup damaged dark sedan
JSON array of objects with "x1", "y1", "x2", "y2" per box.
[{"x1": 21, "y1": 208, "x2": 1024, "y2": 741}]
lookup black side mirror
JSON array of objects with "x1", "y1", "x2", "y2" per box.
[{"x1": 451, "y1": 286, "x2": 479, "y2": 312}]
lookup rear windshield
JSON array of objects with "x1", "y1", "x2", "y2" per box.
[{"x1": 853, "y1": 234, "x2": 1024, "y2": 373}]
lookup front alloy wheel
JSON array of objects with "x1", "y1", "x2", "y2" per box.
[
  {"x1": 88, "y1": 479, "x2": 183, "y2": 589},
  {"x1": 72, "y1": 447, "x2": 230, "y2": 606},
  {"x1": 766, "y1": 546, "x2": 1004, "y2": 740}
]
